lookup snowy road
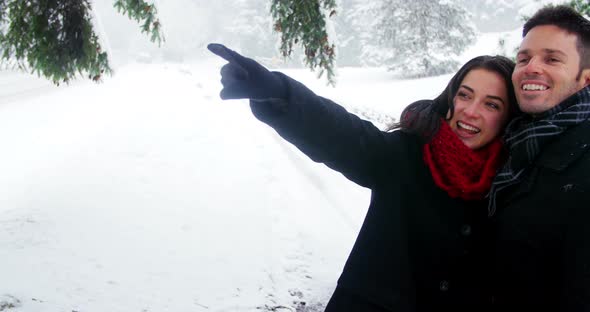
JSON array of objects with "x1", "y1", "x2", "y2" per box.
[
  {"x1": 0, "y1": 63, "x2": 371, "y2": 312},
  {"x1": 0, "y1": 4, "x2": 524, "y2": 309}
]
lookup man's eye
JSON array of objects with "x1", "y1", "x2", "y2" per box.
[{"x1": 517, "y1": 58, "x2": 528, "y2": 64}]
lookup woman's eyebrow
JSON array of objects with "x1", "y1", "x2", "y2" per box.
[
  {"x1": 460, "y1": 85, "x2": 474, "y2": 92},
  {"x1": 486, "y1": 95, "x2": 505, "y2": 105},
  {"x1": 462, "y1": 84, "x2": 505, "y2": 104}
]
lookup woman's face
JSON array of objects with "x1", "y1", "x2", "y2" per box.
[{"x1": 447, "y1": 68, "x2": 511, "y2": 149}]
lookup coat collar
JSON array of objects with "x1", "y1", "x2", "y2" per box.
[
  {"x1": 496, "y1": 120, "x2": 590, "y2": 210},
  {"x1": 536, "y1": 119, "x2": 590, "y2": 171}
]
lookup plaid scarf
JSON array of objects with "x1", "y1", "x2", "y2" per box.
[{"x1": 488, "y1": 85, "x2": 590, "y2": 216}]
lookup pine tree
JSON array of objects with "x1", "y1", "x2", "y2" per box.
[
  {"x1": 271, "y1": 0, "x2": 337, "y2": 85},
  {"x1": 226, "y1": 0, "x2": 276, "y2": 60},
  {"x1": 334, "y1": 0, "x2": 363, "y2": 66},
  {"x1": 0, "y1": 0, "x2": 163, "y2": 85},
  {"x1": 352, "y1": 0, "x2": 475, "y2": 78},
  {"x1": 113, "y1": 0, "x2": 163, "y2": 45},
  {"x1": 569, "y1": 0, "x2": 590, "y2": 16}
]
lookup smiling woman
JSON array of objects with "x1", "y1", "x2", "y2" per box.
[
  {"x1": 209, "y1": 43, "x2": 520, "y2": 311},
  {"x1": 447, "y1": 68, "x2": 511, "y2": 149}
]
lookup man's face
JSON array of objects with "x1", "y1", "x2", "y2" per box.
[{"x1": 512, "y1": 25, "x2": 590, "y2": 114}]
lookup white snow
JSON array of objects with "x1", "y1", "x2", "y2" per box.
[{"x1": 0, "y1": 25, "x2": 525, "y2": 312}]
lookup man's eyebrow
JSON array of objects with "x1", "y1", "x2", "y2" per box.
[
  {"x1": 517, "y1": 48, "x2": 567, "y2": 56},
  {"x1": 544, "y1": 48, "x2": 567, "y2": 56}
]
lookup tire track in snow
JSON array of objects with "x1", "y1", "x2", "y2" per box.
[
  {"x1": 270, "y1": 133, "x2": 358, "y2": 230},
  {"x1": 256, "y1": 130, "x2": 367, "y2": 311},
  {"x1": 0, "y1": 71, "x2": 86, "y2": 105}
]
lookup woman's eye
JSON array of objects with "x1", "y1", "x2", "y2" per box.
[
  {"x1": 457, "y1": 92, "x2": 469, "y2": 99},
  {"x1": 486, "y1": 102, "x2": 500, "y2": 110}
]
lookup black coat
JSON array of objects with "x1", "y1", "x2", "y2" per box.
[
  {"x1": 491, "y1": 119, "x2": 590, "y2": 311},
  {"x1": 250, "y1": 73, "x2": 495, "y2": 311}
]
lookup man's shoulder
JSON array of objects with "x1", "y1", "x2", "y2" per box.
[
  {"x1": 499, "y1": 120, "x2": 590, "y2": 216},
  {"x1": 536, "y1": 119, "x2": 590, "y2": 171}
]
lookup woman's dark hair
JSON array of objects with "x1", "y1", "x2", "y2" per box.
[{"x1": 389, "y1": 55, "x2": 519, "y2": 142}]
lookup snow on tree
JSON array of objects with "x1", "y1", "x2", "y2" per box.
[
  {"x1": 351, "y1": 0, "x2": 476, "y2": 78},
  {"x1": 332, "y1": 0, "x2": 363, "y2": 66},
  {"x1": 225, "y1": 0, "x2": 277, "y2": 61},
  {"x1": 457, "y1": 0, "x2": 531, "y2": 32}
]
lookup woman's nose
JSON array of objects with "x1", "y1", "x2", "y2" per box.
[{"x1": 463, "y1": 102, "x2": 480, "y2": 117}]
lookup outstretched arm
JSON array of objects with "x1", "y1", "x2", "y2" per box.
[{"x1": 209, "y1": 44, "x2": 402, "y2": 188}]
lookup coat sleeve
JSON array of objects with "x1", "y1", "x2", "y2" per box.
[{"x1": 249, "y1": 72, "x2": 405, "y2": 189}]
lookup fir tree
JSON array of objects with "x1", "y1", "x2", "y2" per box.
[
  {"x1": 271, "y1": 0, "x2": 337, "y2": 85},
  {"x1": 226, "y1": 0, "x2": 276, "y2": 60},
  {"x1": 334, "y1": 0, "x2": 363, "y2": 67},
  {"x1": 352, "y1": 0, "x2": 475, "y2": 78},
  {"x1": 0, "y1": 0, "x2": 163, "y2": 85},
  {"x1": 569, "y1": 0, "x2": 590, "y2": 16},
  {"x1": 113, "y1": 0, "x2": 163, "y2": 46}
]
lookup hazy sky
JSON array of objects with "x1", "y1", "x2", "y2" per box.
[{"x1": 89, "y1": 0, "x2": 557, "y2": 66}]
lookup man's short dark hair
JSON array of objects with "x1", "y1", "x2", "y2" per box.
[{"x1": 523, "y1": 5, "x2": 590, "y2": 73}]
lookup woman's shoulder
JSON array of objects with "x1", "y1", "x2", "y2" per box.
[
  {"x1": 377, "y1": 129, "x2": 425, "y2": 165},
  {"x1": 384, "y1": 128, "x2": 424, "y2": 148}
]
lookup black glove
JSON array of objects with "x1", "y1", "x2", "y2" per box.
[{"x1": 207, "y1": 43, "x2": 287, "y2": 100}]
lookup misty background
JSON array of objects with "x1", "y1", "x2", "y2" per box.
[
  {"x1": 90, "y1": 0, "x2": 542, "y2": 70},
  {"x1": 0, "y1": 0, "x2": 574, "y2": 311}
]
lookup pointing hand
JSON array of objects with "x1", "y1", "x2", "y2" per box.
[{"x1": 207, "y1": 43, "x2": 286, "y2": 100}]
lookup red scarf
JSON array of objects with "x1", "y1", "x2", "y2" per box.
[{"x1": 423, "y1": 120, "x2": 506, "y2": 200}]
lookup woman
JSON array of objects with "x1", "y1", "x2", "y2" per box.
[{"x1": 208, "y1": 43, "x2": 518, "y2": 311}]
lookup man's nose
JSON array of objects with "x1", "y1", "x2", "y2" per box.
[{"x1": 524, "y1": 57, "x2": 543, "y2": 75}]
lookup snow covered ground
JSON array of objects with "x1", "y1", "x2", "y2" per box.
[{"x1": 0, "y1": 28, "x2": 517, "y2": 311}]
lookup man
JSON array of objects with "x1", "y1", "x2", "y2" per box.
[{"x1": 489, "y1": 5, "x2": 590, "y2": 311}]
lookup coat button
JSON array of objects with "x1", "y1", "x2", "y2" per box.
[
  {"x1": 460, "y1": 224, "x2": 472, "y2": 236},
  {"x1": 439, "y1": 280, "x2": 450, "y2": 292}
]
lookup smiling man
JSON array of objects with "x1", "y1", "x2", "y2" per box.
[{"x1": 488, "y1": 5, "x2": 590, "y2": 311}]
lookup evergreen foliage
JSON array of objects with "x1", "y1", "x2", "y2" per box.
[
  {"x1": 271, "y1": 0, "x2": 337, "y2": 85},
  {"x1": 352, "y1": 0, "x2": 475, "y2": 78},
  {"x1": 113, "y1": 0, "x2": 163, "y2": 46},
  {"x1": 0, "y1": 0, "x2": 163, "y2": 85},
  {"x1": 333, "y1": 0, "x2": 362, "y2": 67},
  {"x1": 0, "y1": 0, "x2": 7, "y2": 25},
  {"x1": 226, "y1": 0, "x2": 275, "y2": 60},
  {"x1": 0, "y1": 0, "x2": 109, "y2": 84},
  {"x1": 569, "y1": 0, "x2": 590, "y2": 16}
]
